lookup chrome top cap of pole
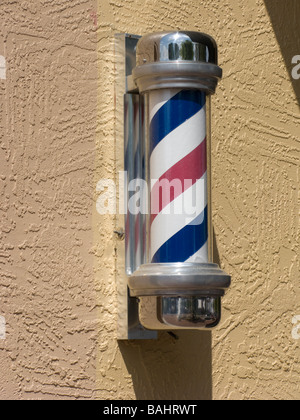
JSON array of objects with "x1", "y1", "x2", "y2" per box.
[{"x1": 132, "y1": 31, "x2": 222, "y2": 94}]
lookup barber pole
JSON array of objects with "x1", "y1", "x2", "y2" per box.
[
  {"x1": 149, "y1": 89, "x2": 208, "y2": 264},
  {"x1": 127, "y1": 31, "x2": 231, "y2": 330}
]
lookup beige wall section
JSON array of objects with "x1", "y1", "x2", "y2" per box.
[{"x1": 0, "y1": 0, "x2": 299, "y2": 400}]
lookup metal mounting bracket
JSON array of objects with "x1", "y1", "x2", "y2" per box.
[{"x1": 114, "y1": 33, "x2": 157, "y2": 340}]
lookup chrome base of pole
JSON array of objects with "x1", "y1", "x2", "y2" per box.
[
  {"x1": 158, "y1": 296, "x2": 221, "y2": 329},
  {"x1": 129, "y1": 263, "x2": 230, "y2": 330}
]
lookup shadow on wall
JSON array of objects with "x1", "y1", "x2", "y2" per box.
[
  {"x1": 264, "y1": 0, "x2": 300, "y2": 106},
  {"x1": 119, "y1": 330, "x2": 212, "y2": 400},
  {"x1": 118, "y1": 232, "x2": 224, "y2": 400}
]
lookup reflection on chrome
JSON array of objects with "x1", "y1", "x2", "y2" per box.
[
  {"x1": 159, "y1": 32, "x2": 206, "y2": 62},
  {"x1": 158, "y1": 296, "x2": 221, "y2": 329}
]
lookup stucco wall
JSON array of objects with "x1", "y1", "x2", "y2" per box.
[{"x1": 0, "y1": 0, "x2": 299, "y2": 400}]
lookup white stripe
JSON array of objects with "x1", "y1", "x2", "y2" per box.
[
  {"x1": 149, "y1": 89, "x2": 180, "y2": 122},
  {"x1": 150, "y1": 106, "x2": 206, "y2": 182},
  {"x1": 185, "y1": 242, "x2": 208, "y2": 263},
  {"x1": 150, "y1": 176, "x2": 207, "y2": 259}
]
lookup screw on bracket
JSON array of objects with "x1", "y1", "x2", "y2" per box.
[{"x1": 114, "y1": 228, "x2": 125, "y2": 240}]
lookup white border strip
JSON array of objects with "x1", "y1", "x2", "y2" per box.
[
  {"x1": 0, "y1": 56, "x2": 6, "y2": 80},
  {"x1": 0, "y1": 316, "x2": 6, "y2": 340}
]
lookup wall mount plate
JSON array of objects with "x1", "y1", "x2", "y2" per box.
[{"x1": 114, "y1": 33, "x2": 157, "y2": 340}]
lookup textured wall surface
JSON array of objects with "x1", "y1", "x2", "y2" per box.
[{"x1": 0, "y1": 0, "x2": 299, "y2": 400}]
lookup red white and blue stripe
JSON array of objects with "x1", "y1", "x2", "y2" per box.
[{"x1": 149, "y1": 89, "x2": 208, "y2": 264}]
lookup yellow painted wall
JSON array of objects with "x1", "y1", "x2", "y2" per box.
[{"x1": 0, "y1": 0, "x2": 299, "y2": 400}]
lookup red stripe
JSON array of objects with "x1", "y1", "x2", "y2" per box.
[{"x1": 150, "y1": 138, "x2": 207, "y2": 224}]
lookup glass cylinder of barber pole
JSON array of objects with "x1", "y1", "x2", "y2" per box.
[
  {"x1": 148, "y1": 89, "x2": 212, "y2": 266},
  {"x1": 129, "y1": 32, "x2": 231, "y2": 330}
]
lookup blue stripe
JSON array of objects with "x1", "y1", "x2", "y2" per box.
[
  {"x1": 152, "y1": 207, "x2": 208, "y2": 263},
  {"x1": 150, "y1": 90, "x2": 206, "y2": 154}
]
